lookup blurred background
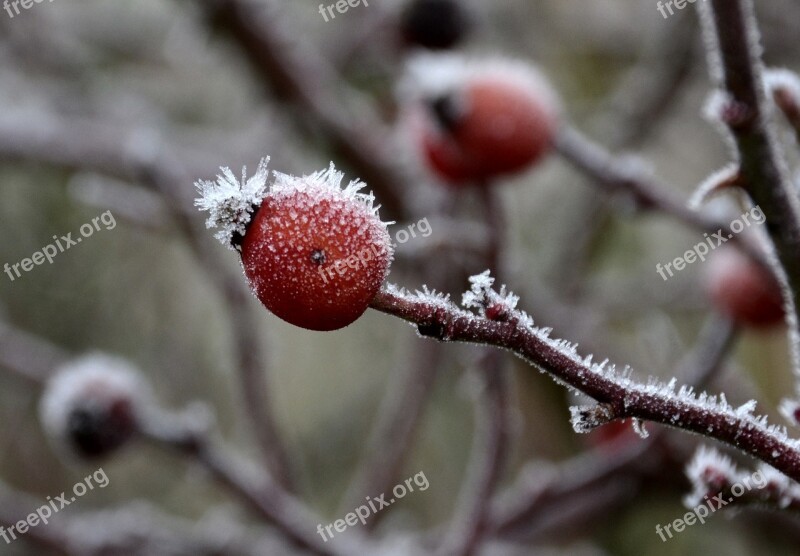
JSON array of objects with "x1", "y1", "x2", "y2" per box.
[{"x1": 1, "y1": 0, "x2": 799, "y2": 554}]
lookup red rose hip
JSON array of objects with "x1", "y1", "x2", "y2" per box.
[
  {"x1": 196, "y1": 160, "x2": 393, "y2": 331},
  {"x1": 403, "y1": 55, "x2": 560, "y2": 184},
  {"x1": 705, "y1": 247, "x2": 785, "y2": 328}
]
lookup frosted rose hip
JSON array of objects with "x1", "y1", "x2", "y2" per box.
[
  {"x1": 705, "y1": 247, "x2": 784, "y2": 328},
  {"x1": 402, "y1": 55, "x2": 560, "y2": 185},
  {"x1": 195, "y1": 160, "x2": 394, "y2": 331},
  {"x1": 242, "y1": 167, "x2": 393, "y2": 331}
]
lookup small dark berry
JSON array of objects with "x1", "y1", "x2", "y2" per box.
[{"x1": 400, "y1": 0, "x2": 473, "y2": 50}]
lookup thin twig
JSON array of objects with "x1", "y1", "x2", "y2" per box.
[
  {"x1": 0, "y1": 111, "x2": 295, "y2": 491},
  {"x1": 140, "y1": 415, "x2": 367, "y2": 556},
  {"x1": 437, "y1": 350, "x2": 511, "y2": 556},
  {"x1": 555, "y1": 123, "x2": 771, "y2": 270},
  {"x1": 205, "y1": 0, "x2": 409, "y2": 222},
  {"x1": 0, "y1": 320, "x2": 69, "y2": 385},
  {"x1": 489, "y1": 314, "x2": 738, "y2": 541},
  {"x1": 437, "y1": 186, "x2": 511, "y2": 556},
  {"x1": 339, "y1": 339, "x2": 443, "y2": 526}
]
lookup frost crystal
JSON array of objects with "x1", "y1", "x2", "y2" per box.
[
  {"x1": 779, "y1": 398, "x2": 800, "y2": 426},
  {"x1": 391, "y1": 271, "x2": 800, "y2": 463},
  {"x1": 194, "y1": 157, "x2": 271, "y2": 248},
  {"x1": 195, "y1": 159, "x2": 394, "y2": 251},
  {"x1": 631, "y1": 418, "x2": 649, "y2": 439},
  {"x1": 688, "y1": 163, "x2": 740, "y2": 209},
  {"x1": 400, "y1": 53, "x2": 561, "y2": 119},
  {"x1": 269, "y1": 162, "x2": 391, "y2": 226},
  {"x1": 764, "y1": 68, "x2": 800, "y2": 100},
  {"x1": 462, "y1": 270, "x2": 522, "y2": 323},
  {"x1": 684, "y1": 446, "x2": 739, "y2": 507},
  {"x1": 756, "y1": 464, "x2": 800, "y2": 508}
]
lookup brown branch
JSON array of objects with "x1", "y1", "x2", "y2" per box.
[
  {"x1": 437, "y1": 350, "x2": 511, "y2": 556},
  {"x1": 0, "y1": 322, "x2": 323, "y2": 554},
  {"x1": 140, "y1": 413, "x2": 368, "y2": 556},
  {"x1": 705, "y1": 0, "x2": 800, "y2": 387},
  {"x1": 369, "y1": 285, "x2": 800, "y2": 482},
  {"x1": 436, "y1": 186, "x2": 512, "y2": 555}
]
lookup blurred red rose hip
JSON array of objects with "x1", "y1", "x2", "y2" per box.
[
  {"x1": 705, "y1": 247, "x2": 784, "y2": 328},
  {"x1": 403, "y1": 56, "x2": 560, "y2": 185}
]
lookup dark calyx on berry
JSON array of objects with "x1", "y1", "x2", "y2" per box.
[
  {"x1": 429, "y1": 93, "x2": 466, "y2": 133},
  {"x1": 66, "y1": 400, "x2": 136, "y2": 458},
  {"x1": 230, "y1": 203, "x2": 263, "y2": 251},
  {"x1": 310, "y1": 249, "x2": 327, "y2": 265},
  {"x1": 401, "y1": 0, "x2": 473, "y2": 50}
]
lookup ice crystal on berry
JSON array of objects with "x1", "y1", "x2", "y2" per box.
[
  {"x1": 684, "y1": 446, "x2": 739, "y2": 507},
  {"x1": 194, "y1": 157, "x2": 271, "y2": 248},
  {"x1": 401, "y1": 53, "x2": 560, "y2": 116}
]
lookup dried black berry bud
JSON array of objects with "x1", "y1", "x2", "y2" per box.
[{"x1": 400, "y1": 0, "x2": 473, "y2": 50}]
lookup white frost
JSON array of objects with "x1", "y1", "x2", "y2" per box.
[
  {"x1": 688, "y1": 163, "x2": 740, "y2": 209},
  {"x1": 764, "y1": 68, "x2": 800, "y2": 100},
  {"x1": 194, "y1": 157, "x2": 271, "y2": 248},
  {"x1": 389, "y1": 271, "x2": 799, "y2": 464},
  {"x1": 400, "y1": 53, "x2": 561, "y2": 118},
  {"x1": 684, "y1": 445, "x2": 739, "y2": 507}
]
